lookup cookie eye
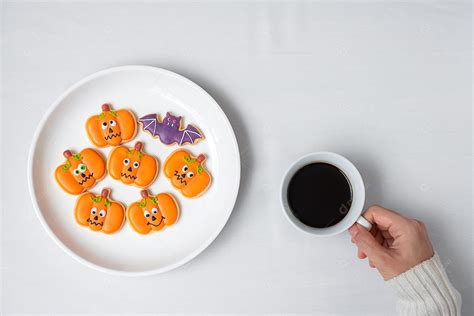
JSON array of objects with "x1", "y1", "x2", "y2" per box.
[
  {"x1": 143, "y1": 210, "x2": 151, "y2": 218},
  {"x1": 101, "y1": 122, "x2": 108, "y2": 130},
  {"x1": 79, "y1": 164, "x2": 86, "y2": 172},
  {"x1": 73, "y1": 169, "x2": 81, "y2": 175},
  {"x1": 109, "y1": 120, "x2": 116, "y2": 126},
  {"x1": 91, "y1": 207, "x2": 97, "y2": 215},
  {"x1": 133, "y1": 161, "x2": 140, "y2": 168},
  {"x1": 182, "y1": 165, "x2": 188, "y2": 172},
  {"x1": 99, "y1": 210, "x2": 106, "y2": 217},
  {"x1": 152, "y1": 208, "x2": 158, "y2": 214},
  {"x1": 123, "y1": 158, "x2": 130, "y2": 166},
  {"x1": 187, "y1": 172, "x2": 194, "y2": 178}
]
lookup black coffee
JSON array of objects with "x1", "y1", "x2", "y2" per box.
[{"x1": 287, "y1": 162, "x2": 352, "y2": 228}]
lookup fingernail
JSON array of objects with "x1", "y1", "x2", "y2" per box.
[{"x1": 348, "y1": 224, "x2": 359, "y2": 237}]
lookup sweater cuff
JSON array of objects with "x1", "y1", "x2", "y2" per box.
[{"x1": 387, "y1": 252, "x2": 462, "y2": 316}]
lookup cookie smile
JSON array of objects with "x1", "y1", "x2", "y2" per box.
[
  {"x1": 173, "y1": 170, "x2": 187, "y2": 185},
  {"x1": 87, "y1": 218, "x2": 103, "y2": 226},
  {"x1": 104, "y1": 132, "x2": 121, "y2": 140},
  {"x1": 78, "y1": 172, "x2": 94, "y2": 185},
  {"x1": 147, "y1": 216, "x2": 165, "y2": 227},
  {"x1": 121, "y1": 172, "x2": 137, "y2": 180}
]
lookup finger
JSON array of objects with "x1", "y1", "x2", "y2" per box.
[
  {"x1": 362, "y1": 205, "x2": 405, "y2": 228},
  {"x1": 362, "y1": 205, "x2": 408, "y2": 237},
  {"x1": 370, "y1": 226, "x2": 378, "y2": 237},
  {"x1": 365, "y1": 229, "x2": 385, "y2": 256},
  {"x1": 388, "y1": 239, "x2": 394, "y2": 247},
  {"x1": 360, "y1": 227, "x2": 380, "y2": 258},
  {"x1": 385, "y1": 238, "x2": 394, "y2": 248},
  {"x1": 354, "y1": 237, "x2": 367, "y2": 258},
  {"x1": 383, "y1": 239, "x2": 392, "y2": 248},
  {"x1": 352, "y1": 235, "x2": 368, "y2": 258},
  {"x1": 354, "y1": 226, "x2": 380, "y2": 259},
  {"x1": 369, "y1": 260, "x2": 376, "y2": 268},
  {"x1": 381, "y1": 230, "x2": 392, "y2": 240},
  {"x1": 349, "y1": 223, "x2": 389, "y2": 266},
  {"x1": 374, "y1": 230, "x2": 384, "y2": 246}
]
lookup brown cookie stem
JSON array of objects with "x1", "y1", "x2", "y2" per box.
[
  {"x1": 140, "y1": 190, "x2": 149, "y2": 198},
  {"x1": 101, "y1": 188, "x2": 110, "y2": 198},
  {"x1": 134, "y1": 142, "x2": 143, "y2": 151},
  {"x1": 63, "y1": 150, "x2": 72, "y2": 158},
  {"x1": 197, "y1": 154, "x2": 206, "y2": 163},
  {"x1": 101, "y1": 103, "x2": 111, "y2": 112}
]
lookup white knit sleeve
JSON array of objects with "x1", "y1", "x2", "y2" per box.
[{"x1": 387, "y1": 252, "x2": 462, "y2": 316}]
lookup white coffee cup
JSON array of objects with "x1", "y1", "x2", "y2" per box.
[{"x1": 280, "y1": 152, "x2": 372, "y2": 236}]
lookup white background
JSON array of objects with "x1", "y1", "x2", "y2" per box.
[{"x1": 1, "y1": 1, "x2": 472, "y2": 314}]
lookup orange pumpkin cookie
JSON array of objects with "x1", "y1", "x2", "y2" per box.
[
  {"x1": 127, "y1": 190, "x2": 179, "y2": 234},
  {"x1": 74, "y1": 188, "x2": 125, "y2": 234},
  {"x1": 108, "y1": 141, "x2": 159, "y2": 187},
  {"x1": 164, "y1": 149, "x2": 212, "y2": 198},
  {"x1": 55, "y1": 149, "x2": 106, "y2": 195},
  {"x1": 86, "y1": 103, "x2": 137, "y2": 147}
]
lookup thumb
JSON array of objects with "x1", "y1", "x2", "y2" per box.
[{"x1": 349, "y1": 224, "x2": 388, "y2": 266}]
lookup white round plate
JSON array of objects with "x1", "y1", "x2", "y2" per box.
[{"x1": 28, "y1": 65, "x2": 240, "y2": 276}]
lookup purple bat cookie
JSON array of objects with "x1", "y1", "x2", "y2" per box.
[{"x1": 139, "y1": 112, "x2": 204, "y2": 146}]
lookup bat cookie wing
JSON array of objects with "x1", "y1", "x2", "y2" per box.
[
  {"x1": 179, "y1": 124, "x2": 204, "y2": 146},
  {"x1": 139, "y1": 114, "x2": 160, "y2": 137}
]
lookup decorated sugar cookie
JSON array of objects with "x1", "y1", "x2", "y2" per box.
[
  {"x1": 55, "y1": 149, "x2": 106, "y2": 195},
  {"x1": 164, "y1": 150, "x2": 211, "y2": 198},
  {"x1": 139, "y1": 112, "x2": 204, "y2": 146},
  {"x1": 74, "y1": 188, "x2": 125, "y2": 234},
  {"x1": 86, "y1": 103, "x2": 137, "y2": 147},
  {"x1": 127, "y1": 190, "x2": 179, "y2": 234},
  {"x1": 108, "y1": 141, "x2": 159, "y2": 187}
]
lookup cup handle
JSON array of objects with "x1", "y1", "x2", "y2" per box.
[{"x1": 356, "y1": 216, "x2": 372, "y2": 231}]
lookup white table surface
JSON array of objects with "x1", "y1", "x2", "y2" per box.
[{"x1": 1, "y1": 1, "x2": 472, "y2": 314}]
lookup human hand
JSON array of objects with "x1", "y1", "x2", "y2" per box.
[{"x1": 348, "y1": 205, "x2": 434, "y2": 280}]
